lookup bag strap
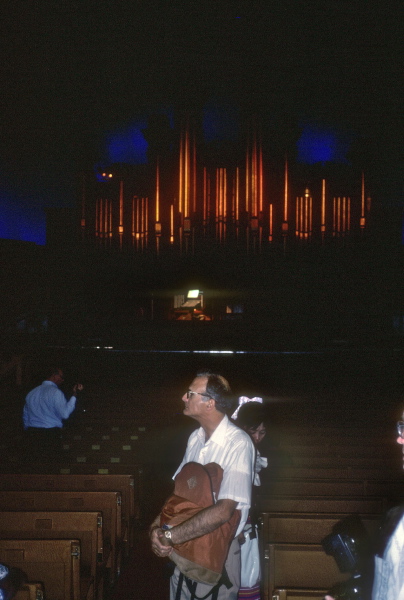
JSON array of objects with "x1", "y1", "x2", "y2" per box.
[
  {"x1": 175, "y1": 571, "x2": 184, "y2": 600},
  {"x1": 180, "y1": 566, "x2": 232, "y2": 600},
  {"x1": 183, "y1": 576, "x2": 220, "y2": 600}
]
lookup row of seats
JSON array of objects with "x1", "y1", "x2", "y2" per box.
[
  {"x1": 0, "y1": 473, "x2": 140, "y2": 600},
  {"x1": 256, "y1": 423, "x2": 403, "y2": 600}
]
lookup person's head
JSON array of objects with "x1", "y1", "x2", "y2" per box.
[
  {"x1": 46, "y1": 367, "x2": 64, "y2": 387},
  {"x1": 182, "y1": 370, "x2": 233, "y2": 421},
  {"x1": 236, "y1": 401, "x2": 267, "y2": 446}
]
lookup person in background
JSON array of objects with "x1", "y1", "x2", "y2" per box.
[
  {"x1": 324, "y1": 419, "x2": 404, "y2": 600},
  {"x1": 233, "y1": 397, "x2": 269, "y2": 600},
  {"x1": 149, "y1": 370, "x2": 255, "y2": 600},
  {"x1": 23, "y1": 366, "x2": 83, "y2": 463}
]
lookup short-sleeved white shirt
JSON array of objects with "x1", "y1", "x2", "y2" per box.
[
  {"x1": 373, "y1": 514, "x2": 404, "y2": 600},
  {"x1": 173, "y1": 414, "x2": 255, "y2": 536}
]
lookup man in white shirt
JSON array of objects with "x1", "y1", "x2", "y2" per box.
[
  {"x1": 23, "y1": 367, "x2": 83, "y2": 462},
  {"x1": 149, "y1": 370, "x2": 255, "y2": 600}
]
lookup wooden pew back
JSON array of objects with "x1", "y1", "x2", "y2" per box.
[
  {"x1": 0, "y1": 539, "x2": 81, "y2": 600},
  {"x1": 0, "y1": 473, "x2": 136, "y2": 546},
  {"x1": 256, "y1": 495, "x2": 388, "y2": 514},
  {"x1": 0, "y1": 490, "x2": 122, "y2": 580},
  {"x1": 272, "y1": 591, "x2": 327, "y2": 600},
  {"x1": 0, "y1": 511, "x2": 102, "y2": 583},
  {"x1": 14, "y1": 583, "x2": 44, "y2": 600},
  {"x1": 263, "y1": 543, "x2": 348, "y2": 600},
  {"x1": 260, "y1": 512, "x2": 381, "y2": 545}
]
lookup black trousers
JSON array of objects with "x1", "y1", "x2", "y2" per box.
[{"x1": 24, "y1": 427, "x2": 62, "y2": 464}]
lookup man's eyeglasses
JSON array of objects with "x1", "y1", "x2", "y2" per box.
[{"x1": 186, "y1": 390, "x2": 211, "y2": 399}]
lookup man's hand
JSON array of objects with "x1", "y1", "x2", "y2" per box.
[
  {"x1": 73, "y1": 383, "x2": 83, "y2": 395},
  {"x1": 150, "y1": 526, "x2": 173, "y2": 558}
]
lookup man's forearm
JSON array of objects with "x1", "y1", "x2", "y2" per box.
[{"x1": 170, "y1": 499, "x2": 237, "y2": 546}]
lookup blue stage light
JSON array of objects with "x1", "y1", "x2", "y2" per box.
[
  {"x1": 106, "y1": 121, "x2": 148, "y2": 164},
  {"x1": 297, "y1": 124, "x2": 351, "y2": 165}
]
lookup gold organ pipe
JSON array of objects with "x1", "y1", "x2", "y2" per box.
[
  {"x1": 203, "y1": 167, "x2": 207, "y2": 224},
  {"x1": 252, "y1": 133, "x2": 257, "y2": 216},
  {"x1": 155, "y1": 160, "x2": 160, "y2": 222},
  {"x1": 184, "y1": 128, "x2": 189, "y2": 218},
  {"x1": 332, "y1": 198, "x2": 336, "y2": 235},
  {"x1": 231, "y1": 173, "x2": 235, "y2": 220},
  {"x1": 245, "y1": 147, "x2": 250, "y2": 213},
  {"x1": 284, "y1": 158, "x2": 288, "y2": 223},
  {"x1": 179, "y1": 135, "x2": 183, "y2": 215},
  {"x1": 119, "y1": 179, "x2": 124, "y2": 232},
  {"x1": 136, "y1": 198, "x2": 140, "y2": 248},
  {"x1": 170, "y1": 204, "x2": 174, "y2": 243},
  {"x1": 259, "y1": 144, "x2": 263, "y2": 214},
  {"x1": 193, "y1": 136, "x2": 197, "y2": 214},
  {"x1": 300, "y1": 198, "x2": 304, "y2": 238},
  {"x1": 141, "y1": 196, "x2": 144, "y2": 240},
  {"x1": 223, "y1": 168, "x2": 226, "y2": 236},
  {"x1": 215, "y1": 169, "x2": 219, "y2": 225},
  {"x1": 321, "y1": 179, "x2": 326, "y2": 233},
  {"x1": 304, "y1": 190, "x2": 309, "y2": 238},
  {"x1": 343, "y1": 197, "x2": 346, "y2": 232},
  {"x1": 269, "y1": 203, "x2": 273, "y2": 241}
]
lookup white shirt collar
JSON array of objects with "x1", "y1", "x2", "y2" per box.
[{"x1": 197, "y1": 413, "x2": 228, "y2": 447}]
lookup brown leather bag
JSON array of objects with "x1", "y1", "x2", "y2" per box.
[{"x1": 160, "y1": 461, "x2": 240, "y2": 585}]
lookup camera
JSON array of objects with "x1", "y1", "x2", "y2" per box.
[{"x1": 322, "y1": 515, "x2": 374, "y2": 600}]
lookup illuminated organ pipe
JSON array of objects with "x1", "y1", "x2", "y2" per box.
[
  {"x1": 333, "y1": 196, "x2": 351, "y2": 236},
  {"x1": 119, "y1": 180, "x2": 124, "y2": 235},
  {"x1": 203, "y1": 167, "x2": 208, "y2": 231},
  {"x1": 295, "y1": 189, "x2": 312, "y2": 239},
  {"x1": 321, "y1": 179, "x2": 326, "y2": 237},
  {"x1": 155, "y1": 160, "x2": 162, "y2": 253},
  {"x1": 216, "y1": 168, "x2": 228, "y2": 242},
  {"x1": 269, "y1": 203, "x2": 273, "y2": 242},
  {"x1": 178, "y1": 118, "x2": 197, "y2": 247},
  {"x1": 245, "y1": 124, "x2": 262, "y2": 224},
  {"x1": 235, "y1": 167, "x2": 240, "y2": 223},
  {"x1": 134, "y1": 196, "x2": 149, "y2": 250},
  {"x1": 170, "y1": 204, "x2": 174, "y2": 244},
  {"x1": 245, "y1": 146, "x2": 250, "y2": 214},
  {"x1": 88, "y1": 119, "x2": 370, "y2": 251},
  {"x1": 131, "y1": 197, "x2": 136, "y2": 246},
  {"x1": 245, "y1": 121, "x2": 264, "y2": 252},
  {"x1": 282, "y1": 158, "x2": 289, "y2": 234}
]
